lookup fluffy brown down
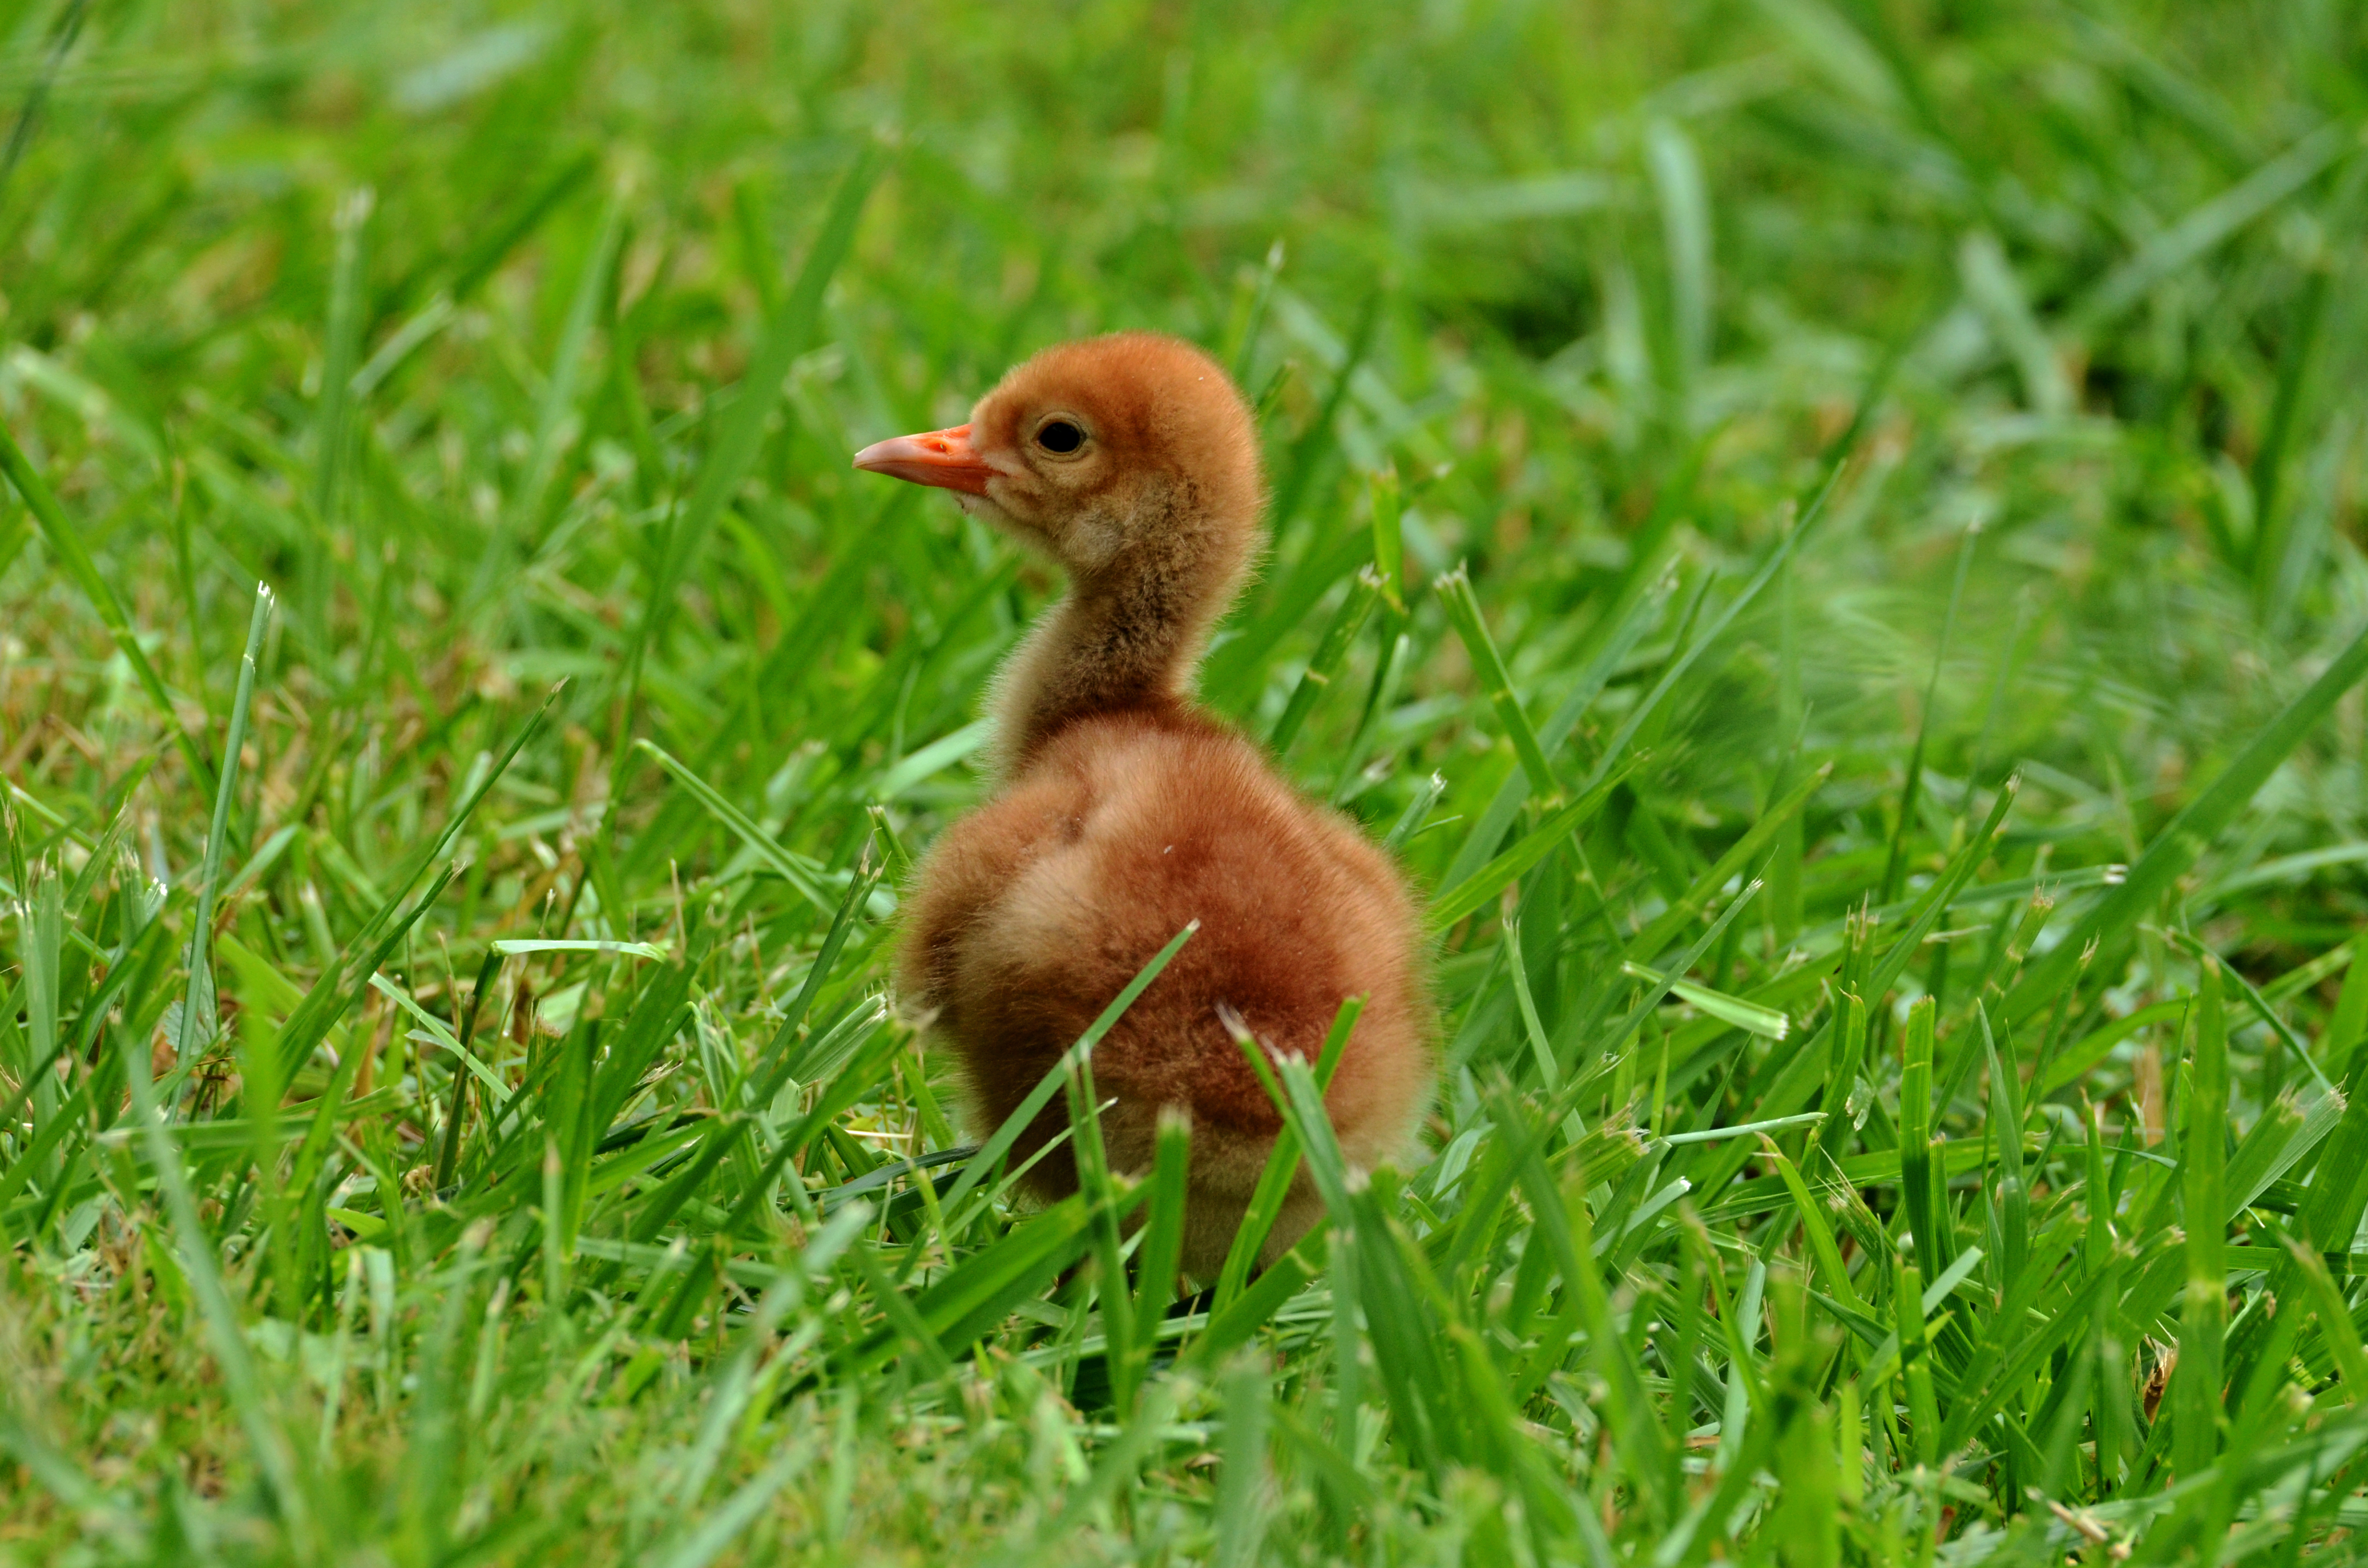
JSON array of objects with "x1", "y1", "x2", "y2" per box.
[{"x1": 867, "y1": 331, "x2": 1434, "y2": 1275}]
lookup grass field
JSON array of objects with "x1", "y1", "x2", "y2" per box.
[{"x1": 5, "y1": 0, "x2": 2368, "y2": 1561}]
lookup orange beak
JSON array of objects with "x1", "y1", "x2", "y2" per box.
[{"x1": 851, "y1": 423, "x2": 996, "y2": 496}]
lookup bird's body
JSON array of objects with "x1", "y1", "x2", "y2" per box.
[{"x1": 856, "y1": 332, "x2": 1432, "y2": 1274}]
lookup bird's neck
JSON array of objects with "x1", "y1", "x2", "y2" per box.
[{"x1": 991, "y1": 529, "x2": 1238, "y2": 769}]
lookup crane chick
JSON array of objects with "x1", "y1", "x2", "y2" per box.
[{"x1": 855, "y1": 331, "x2": 1432, "y2": 1274}]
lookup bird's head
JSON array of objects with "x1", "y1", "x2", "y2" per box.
[{"x1": 854, "y1": 331, "x2": 1264, "y2": 585}]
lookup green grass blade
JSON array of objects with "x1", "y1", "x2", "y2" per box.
[
  {"x1": 1368, "y1": 467, "x2": 1405, "y2": 609},
  {"x1": 1427, "y1": 766, "x2": 1629, "y2": 931},
  {"x1": 2321, "y1": 931, "x2": 2368, "y2": 1085},
  {"x1": 1123, "y1": 1107, "x2": 1191, "y2": 1397},
  {"x1": 632, "y1": 144, "x2": 886, "y2": 661},
  {"x1": 1212, "y1": 1353, "x2": 1274, "y2": 1568},
  {"x1": 0, "y1": 416, "x2": 215, "y2": 797},
  {"x1": 118, "y1": 983, "x2": 312, "y2": 1547},
  {"x1": 2010, "y1": 621, "x2": 2368, "y2": 1022},
  {"x1": 1898, "y1": 995, "x2": 1945, "y2": 1271},
  {"x1": 2284, "y1": 1237, "x2": 2368, "y2": 1401},
  {"x1": 174, "y1": 584, "x2": 272, "y2": 1072},
  {"x1": 634, "y1": 737, "x2": 834, "y2": 912},
  {"x1": 2174, "y1": 956, "x2": 2230, "y2": 1478},
  {"x1": 1210, "y1": 994, "x2": 1361, "y2": 1311},
  {"x1": 473, "y1": 179, "x2": 628, "y2": 602},
  {"x1": 310, "y1": 189, "x2": 370, "y2": 556},
  {"x1": 646, "y1": 1437, "x2": 819, "y2": 1568},
  {"x1": 1268, "y1": 566, "x2": 1381, "y2": 756},
  {"x1": 1440, "y1": 567, "x2": 1675, "y2": 890},
  {"x1": 1759, "y1": 1136, "x2": 1865, "y2": 1313},
  {"x1": 1436, "y1": 565, "x2": 1559, "y2": 799},
  {"x1": 1623, "y1": 761, "x2": 1830, "y2": 966},
  {"x1": 275, "y1": 687, "x2": 561, "y2": 1074},
  {"x1": 1878, "y1": 522, "x2": 1975, "y2": 905},
  {"x1": 1894, "y1": 1249, "x2": 1940, "y2": 1469},
  {"x1": 1980, "y1": 1006, "x2": 2027, "y2": 1288},
  {"x1": 1579, "y1": 443, "x2": 1863, "y2": 796},
  {"x1": 2072, "y1": 121, "x2": 2353, "y2": 330}
]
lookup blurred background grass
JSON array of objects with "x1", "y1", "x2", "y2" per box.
[
  {"x1": 5, "y1": 0, "x2": 2368, "y2": 1562},
  {"x1": 3, "y1": 0, "x2": 2365, "y2": 892}
]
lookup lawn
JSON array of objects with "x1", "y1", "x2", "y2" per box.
[{"x1": 4, "y1": 0, "x2": 2368, "y2": 1562}]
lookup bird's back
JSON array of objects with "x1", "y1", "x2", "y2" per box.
[{"x1": 900, "y1": 706, "x2": 1432, "y2": 1249}]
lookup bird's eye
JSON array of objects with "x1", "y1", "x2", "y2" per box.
[{"x1": 1036, "y1": 419, "x2": 1085, "y2": 454}]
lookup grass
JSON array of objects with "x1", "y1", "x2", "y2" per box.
[{"x1": 3, "y1": 0, "x2": 2368, "y2": 1561}]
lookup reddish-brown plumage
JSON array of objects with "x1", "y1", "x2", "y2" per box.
[{"x1": 856, "y1": 331, "x2": 1434, "y2": 1274}]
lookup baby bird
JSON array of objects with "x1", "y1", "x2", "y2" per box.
[{"x1": 854, "y1": 331, "x2": 1432, "y2": 1275}]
